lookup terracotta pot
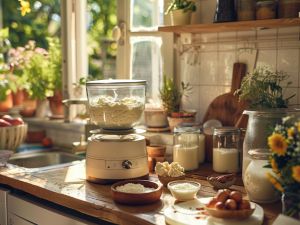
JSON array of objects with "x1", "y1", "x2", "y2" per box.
[
  {"x1": 48, "y1": 90, "x2": 64, "y2": 116},
  {"x1": 12, "y1": 89, "x2": 25, "y2": 106},
  {"x1": 20, "y1": 91, "x2": 37, "y2": 117},
  {"x1": 0, "y1": 92, "x2": 13, "y2": 112},
  {"x1": 35, "y1": 99, "x2": 48, "y2": 118},
  {"x1": 167, "y1": 116, "x2": 195, "y2": 131}
]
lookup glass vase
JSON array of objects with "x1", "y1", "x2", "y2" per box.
[{"x1": 282, "y1": 192, "x2": 300, "y2": 219}]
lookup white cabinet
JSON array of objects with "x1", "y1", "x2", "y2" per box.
[
  {"x1": 7, "y1": 194, "x2": 95, "y2": 225},
  {"x1": 7, "y1": 213, "x2": 35, "y2": 225},
  {"x1": 0, "y1": 187, "x2": 9, "y2": 225}
]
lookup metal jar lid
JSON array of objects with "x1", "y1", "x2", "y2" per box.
[
  {"x1": 248, "y1": 149, "x2": 271, "y2": 160},
  {"x1": 213, "y1": 127, "x2": 240, "y2": 135},
  {"x1": 86, "y1": 79, "x2": 146, "y2": 87}
]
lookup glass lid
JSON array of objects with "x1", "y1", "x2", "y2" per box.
[
  {"x1": 90, "y1": 134, "x2": 142, "y2": 142},
  {"x1": 86, "y1": 79, "x2": 146, "y2": 86}
]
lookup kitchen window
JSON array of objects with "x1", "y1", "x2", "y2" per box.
[{"x1": 63, "y1": 0, "x2": 173, "y2": 102}]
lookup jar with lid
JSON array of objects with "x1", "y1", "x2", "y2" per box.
[
  {"x1": 173, "y1": 126, "x2": 205, "y2": 171},
  {"x1": 213, "y1": 127, "x2": 240, "y2": 173},
  {"x1": 243, "y1": 149, "x2": 280, "y2": 203},
  {"x1": 256, "y1": 1, "x2": 277, "y2": 20},
  {"x1": 237, "y1": 0, "x2": 256, "y2": 21},
  {"x1": 278, "y1": 0, "x2": 300, "y2": 18}
]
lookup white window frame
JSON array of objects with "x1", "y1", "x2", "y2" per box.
[{"x1": 116, "y1": 0, "x2": 174, "y2": 80}]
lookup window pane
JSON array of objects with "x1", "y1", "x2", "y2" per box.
[
  {"x1": 130, "y1": 37, "x2": 162, "y2": 101},
  {"x1": 87, "y1": 0, "x2": 117, "y2": 80},
  {"x1": 130, "y1": 0, "x2": 164, "y2": 31}
]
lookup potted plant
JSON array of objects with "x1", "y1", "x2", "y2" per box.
[
  {"x1": 159, "y1": 75, "x2": 195, "y2": 131},
  {"x1": 234, "y1": 66, "x2": 296, "y2": 175},
  {"x1": 46, "y1": 37, "x2": 63, "y2": 117},
  {"x1": 165, "y1": 0, "x2": 197, "y2": 26}
]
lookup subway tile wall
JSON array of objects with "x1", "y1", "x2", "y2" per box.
[{"x1": 179, "y1": 27, "x2": 300, "y2": 123}]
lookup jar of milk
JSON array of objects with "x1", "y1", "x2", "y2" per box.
[
  {"x1": 244, "y1": 149, "x2": 279, "y2": 203},
  {"x1": 213, "y1": 127, "x2": 240, "y2": 173},
  {"x1": 173, "y1": 126, "x2": 205, "y2": 171}
]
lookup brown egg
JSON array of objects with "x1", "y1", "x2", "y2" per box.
[
  {"x1": 216, "y1": 190, "x2": 230, "y2": 203},
  {"x1": 207, "y1": 197, "x2": 218, "y2": 208},
  {"x1": 229, "y1": 191, "x2": 243, "y2": 203},
  {"x1": 225, "y1": 199, "x2": 237, "y2": 210},
  {"x1": 215, "y1": 201, "x2": 225, "y2": 210},
  {"x1": 238, "y1": 199, "x2": 251, "y2": 210}
]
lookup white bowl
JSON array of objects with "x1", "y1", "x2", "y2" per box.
[
  {"x1": 0, "y1": 150, "x2": 14, "y2": 167},
  {"x1": 168, "y1": 180, "x2": 201, "y2": 201}
]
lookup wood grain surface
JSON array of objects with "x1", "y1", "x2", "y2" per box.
[{"x1": 0, "y1": 162, "x2": 281, "y2": 225}]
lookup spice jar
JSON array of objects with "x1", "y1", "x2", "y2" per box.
[
  {"x1": 278, "y1": 0, "x2": 300, "y2": 18},
  {"x1": 244, "y1": 149, "x2": 280, "y2": 203},
  {"x1": 173, "y1": 126, "x2": 205, "y2": 171},
  {"x1": 237, "y1": 0, "x2": 256, "y2": 21},
  {"x1": 256, "y1": 1, "x2": 277, "y2": 20},
  {"x1": 213, "y1": 127, "x2": 240, "y2": 173}
]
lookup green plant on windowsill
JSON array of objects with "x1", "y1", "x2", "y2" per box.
[
  {"x1": 165, "y1": 0, "x2": 197, "y2": 14},
  {"x1": 159, "y1": 75, "x2": 193, "y2": 117},
  {"x1": 235, "y1": 67, "x2": 295, "y2": 109}
]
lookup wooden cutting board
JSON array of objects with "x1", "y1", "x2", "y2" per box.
[
  {"x1": 202, "y1": 62, "x2": 247, "y2": 126},
  {"x1": 202, "y1": 62, "x2": 247, "y2": 162}
]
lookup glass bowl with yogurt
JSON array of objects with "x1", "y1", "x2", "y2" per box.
[{"x1": 167, "y1": 180, "x2": 201, "y2": 201}]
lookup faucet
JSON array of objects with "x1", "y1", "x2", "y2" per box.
[{"x1": 62, "y1": 98, "x2": 88, "y2": 123}]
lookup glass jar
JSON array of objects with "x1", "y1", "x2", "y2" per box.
[
  {"x1": 237, "y1": 0, "x2": 256, "y2": 21},
  {"x1": 86, "y1": 79, "x2": 146, "y2": 130},
  {"x1": 244, "y1": 149, "x2": 280, "y2": 203},
  {"x1": 173, "y1": 126, "x2": 205, "y2": 171},
  {"x1": 256, "y1": 1, "x2": 277, "y2": 20},
  {"x1": 213, "y1": 127, "x2": 240, "y2": 173},
  {"x1": 214, "y1": 0, "x2": 236, "y2": 23},
  {"x1": 278, "y1": 0, "x2": 300, "y2": 18}
]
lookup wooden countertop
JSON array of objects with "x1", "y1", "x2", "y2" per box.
[{"x1": 0, "y1": 162, "x2": 281, "y2": 225}]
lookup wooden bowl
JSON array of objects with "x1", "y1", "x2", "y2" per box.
[
  {"x1": 0, "y1": 124, "x2": 28, "y2": 150},
  {"x1": 205, "y1": 203, "x2": 255, "y2": 220},
  {"x1": 111, "y1": 180, "x2": 162, "y2": 205},
  {"x1": 158, "y1": 175, "x2": 185, "y2": 187}
]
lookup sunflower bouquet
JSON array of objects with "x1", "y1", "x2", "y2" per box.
[{"x1": 267, "y1": 116, "x2": 300, "y2": 218}]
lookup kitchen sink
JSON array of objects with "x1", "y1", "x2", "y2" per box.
[{"x1": 8, "y1": 150, "x2": 84, "y2": 169}]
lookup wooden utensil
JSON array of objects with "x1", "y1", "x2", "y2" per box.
[{"x1": 202, "y1": 62, "x2": 247, "y2": 162}]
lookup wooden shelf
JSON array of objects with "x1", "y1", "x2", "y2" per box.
[{"x1": 158, "y1": 18, "x2": 300, "y2": 34}]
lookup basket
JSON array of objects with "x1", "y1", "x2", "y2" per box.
[{"x1": 0, "y1": 124, "x2": 28, "y2": 150}]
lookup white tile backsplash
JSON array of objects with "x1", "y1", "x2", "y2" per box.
[{"x1": 178, "y1": 27, "x2": 300, "y2": 123}]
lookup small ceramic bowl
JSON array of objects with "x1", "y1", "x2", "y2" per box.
[
  {"x1": 167, "y1": 180, "x2": 201, "y2": 201},
  {"x1": 205, "y1": 202, "x2": 255, "y2": 220},
  {"x1": 0, "y1": 150, "x2": 14, "y2": 167},
  {"x1": 207, "y1": 174, "x2": 236, "y2": 189},
  {"x1": 158, "y1": 175, "x2": 185, "y2": 187},
  {"x1": 111, "y1": 180, "x2": 162, "y2": 205}
]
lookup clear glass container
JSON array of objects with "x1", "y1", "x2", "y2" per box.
[
  {"x1": 86, "y1": 79, "x2": 146, "y2": 130},
  {"x1": 278, "y1": 0, "x2": 300, "y2": 18},
  {"x1": 213, "y1": 127, "x2": 240, "y2": 173},
  {"x1": 173, "y1": 126, "x2": 205, "y2": 171},
  {"x1": 244, "y1": 149, "x2": 279, "y2": 203},
  {"x1": 237, "y1": 0, "x2": 256, "y2": 21},
  {"x1": 256, "y1": 0, "x2": 277, "y2": 20}
]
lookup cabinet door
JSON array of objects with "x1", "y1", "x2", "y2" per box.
[
  {"x1": 7, "y1": 213, "x2": 35, "y2": 225},
  {"x1": 0, "y1": 188, "x2": 9, "y2": 225}
]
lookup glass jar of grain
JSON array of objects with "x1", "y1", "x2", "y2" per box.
[{"x1": 256, "y1": 1, "x2": 277, "y2": 20}]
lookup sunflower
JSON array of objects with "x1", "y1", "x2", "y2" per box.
[
  {"x1": 287, "y1": 127, "x2": 294, "y2": 138},
  {"x1": 270, "y1": 158, "x2": 279, "y2": 173},
  {"x1": 268, "y1": 133, "x2": 288, "y2": 156},
  {"x1": 297, "y1": 122, "x2": 300, "y2": 132},
  {"x1": 19, "y1": 0, "x2": 31, "y2": 16},
  {"x1": 292, "y1": 166, "x2": 300, "y2": 183},
  {"x1": 267, "y1": 173, "x2": 284, "y2": 192}
]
